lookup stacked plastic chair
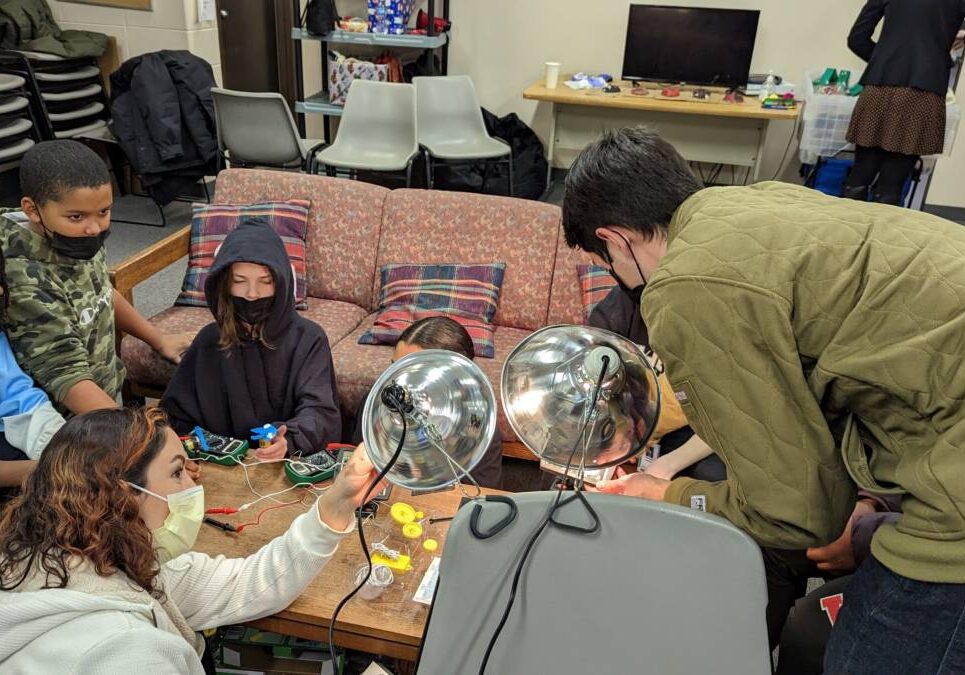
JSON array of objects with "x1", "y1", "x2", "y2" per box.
[
  {"x1": 2, "y1": 50, "x2": 109, "y2": 141},
  {"x1": 0, "y1": 68, "x2": 39, "y2": 172}
]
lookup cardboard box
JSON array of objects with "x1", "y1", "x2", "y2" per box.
[{"x1": 218, "y1": 643, "x2": 339, "y2": 675}]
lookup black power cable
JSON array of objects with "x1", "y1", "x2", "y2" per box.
[
  {"x1": 327, "y1": 386, "x2": 409, "y2": 668},
  {"x1": 477, "y1": 356, "x2": 610, "y2": 674}
]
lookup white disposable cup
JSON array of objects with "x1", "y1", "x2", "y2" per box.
[
  {"x1": 545, "y1": 62, "x2": 561, "y2": 89},
  {"x1": 355, "y1": 563, "x2": 394, "y2": 601}
]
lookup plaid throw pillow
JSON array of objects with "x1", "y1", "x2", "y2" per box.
[
  {"x1": 576, "y1": 264, "x2": 618, "y2": 323},
  {"x1": 176, "y1": 201, "x2": 310, "y2": 309},
  {"x1": 359, "y1": 263, "x2": 506, "y2": 358}
]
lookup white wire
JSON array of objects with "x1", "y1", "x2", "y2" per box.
[
  {"x1": 196, "y1": 453, "x2": 327, "y2": 509},
  {"x1": 424, "y1": 432, "x2": 483, "y2": 500}
]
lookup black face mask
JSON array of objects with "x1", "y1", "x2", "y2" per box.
[
  {"x1": 603, "y1": 243, "x2": 646, "y2": 304},
  {"x1": 41, "y1": 218, "x2": 110, "y2": 261},
  {"x1": 231, "y1": 296, "x2": 274, "y2": 325}
]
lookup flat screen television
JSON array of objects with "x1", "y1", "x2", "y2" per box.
[{"x1": 622, "y1": 5, "x2": 760, "y2": 88}]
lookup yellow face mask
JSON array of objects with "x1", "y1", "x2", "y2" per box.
[{"x1": 127, "y1": 482, "x2": 205, "y2": 563}]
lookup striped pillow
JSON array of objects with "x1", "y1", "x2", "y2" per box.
[
  {"x1": 359, "y1": 263, "x2": 506, "y2": 358},
  {"x1": 176, "y1": 200, "x2": 310, "y2": 309},
  {"x1": 577, "y1": 264, "x2": 618, "y2": 323}
]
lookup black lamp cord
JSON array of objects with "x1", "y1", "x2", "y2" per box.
[
  {"x1": 477, "y1": 356, "x2": 610, "y2": 675},
  {"x1": 327, "y1": 387, "x2": 409, "y2": 668}
]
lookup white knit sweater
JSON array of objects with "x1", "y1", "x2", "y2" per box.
[{"x1": 0, "y1": 501, "x2": 353, "y2": 674}]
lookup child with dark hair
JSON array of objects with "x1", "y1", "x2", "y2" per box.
[
  {"x1": 160, "y1": 219, "x2": 341, "y2": 459},
  {"x1": 0, "y1": 140, "x2": 191, "y2": 414},
  {"x1": 394, "y1": 314, "x2": 475, "y2": 360},
  {"x1": 350, "y1": 316, "x2": 503, "y2": 488}
]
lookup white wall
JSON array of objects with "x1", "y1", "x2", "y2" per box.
[
  {"x1": 925, "y1": 73, "x2": 965, "y2": 208},
  {"x1": 446, "y1": 0, "x2": 872, "y2": 183},
  {"x1": 58, "y1": 1, "x2": 961, "y2": 207},
  {"x1": 299, "y1": 1, "x2": 867, "y2": 179},
  {"x1": 48, "y1": 0, "x2": 222, "y2": 84},
  {"x1": 298, "y1": 0, "x2": 965, "y2": 206}
]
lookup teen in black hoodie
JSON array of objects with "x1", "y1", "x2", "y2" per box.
[{"x1": 161, "y1": 218, "x2": 340, "y2": 458}]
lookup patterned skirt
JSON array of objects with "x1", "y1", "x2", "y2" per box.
[{"x1": 847, "y1": 85, "x2": 946, "y2": 156}]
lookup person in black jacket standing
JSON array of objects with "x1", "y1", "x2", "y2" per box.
[{"x1": 843, "y1": 0, "x2": 965, "y2": 205}]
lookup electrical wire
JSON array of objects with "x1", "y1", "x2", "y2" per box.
[
  {"x1": 235, "y1": 500, "x2": 301, "y2": 533},
  {"x1": 770, "y1": 113, "x2": 802, "y2": 181},
  {"x1": 197, "y1": 453, "x2": 327, "y2": 508},
  {"x1": 196, "y1": 453, "x2": 325, "y2": 526},
  {"x1": 477, "y1": 357, "x2": 610, "y2": 675},
  {"x1": 327, "y1": 390, "x2": 409, "y2": 667}
]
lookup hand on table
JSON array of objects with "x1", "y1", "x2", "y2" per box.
[
  {"x1": 643, "y1": 458, "x2": 678, "y2": 481},
  {"x1": 596, "y1": 472, "x2": 671, "y2": 501},
  {"x1": 254, "y1": 425, "x2": 288, "y2": 460}
]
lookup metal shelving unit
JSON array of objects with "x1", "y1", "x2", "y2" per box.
[{"x1": 291, "y1": 0, "x2": 451, "y2": 139}]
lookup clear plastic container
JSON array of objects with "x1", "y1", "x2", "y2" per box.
[
  {"x1": 354, "y1": 563, "x2": 394, "y2": 601},
  {"x1": 800, "y1": 69, "x2": 961, "y2": 160}
]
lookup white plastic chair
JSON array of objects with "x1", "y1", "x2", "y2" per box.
[
  {"x1": 314, "y1": 80, "x2": 419, "y2": 186},
  {"x1": 414, "y1": 75, "x2": 513, "y2": 196},
  {"x1": 417, "y1": 491, "x2": 771, "y2": 674},
  {"x1": 211, "y1": 88, "x2": 324, "y2": 172}
]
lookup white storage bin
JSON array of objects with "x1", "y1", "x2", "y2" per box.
[{"x1": 799, "y1": 70, "x2": 961, "y2": 160}]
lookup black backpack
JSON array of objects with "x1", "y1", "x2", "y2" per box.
[
  {"x1": 303, "y1": 0, "x2": 338, "y2": 36},
  {"x1": 432, "y1": 109, "x2": 548, "y2": 200}
]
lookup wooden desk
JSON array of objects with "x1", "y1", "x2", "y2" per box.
[
  {"x1": 523, "y1": 80, "x2": 800, "y2": 183},
  {"x1": 195, "y1": 462, "x2": 501, "y2": 661}
]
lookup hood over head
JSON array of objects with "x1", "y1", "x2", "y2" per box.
[{"x1": 203, "y1": 218, "x2": 296, "y2": 342}]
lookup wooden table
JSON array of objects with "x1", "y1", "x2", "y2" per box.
[
  {"x1": 195, "y1": 462, "x2": 502, "y2": 661},
  {"x1": 523, "y1": 79, "x2": 800, "y2": 184}
]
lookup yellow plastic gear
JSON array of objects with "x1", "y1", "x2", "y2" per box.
[
  {"x1": 402, "y1": 522, "x2": 424, "y2": 539},
  {"x1": 390, "y1": 502, "x2": 417, "y2": 525},
  {"x1": 423, "y1": 538, "x2": 439, "y2": 552}
]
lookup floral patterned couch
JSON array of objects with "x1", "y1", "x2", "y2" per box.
[{"x1": 113, "y1": 169, "x2": 591, "y2": 457}]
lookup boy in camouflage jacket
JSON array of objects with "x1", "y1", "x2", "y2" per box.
[{"x1": 0, "y1": 141, "x2": 190, "y2": 414}]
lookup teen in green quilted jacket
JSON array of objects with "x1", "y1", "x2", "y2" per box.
[{"x1": 562, "y1": 126, "x2": 965, "y2": 675}]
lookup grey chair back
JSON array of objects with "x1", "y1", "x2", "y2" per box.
[
  {"x1": 417, "y1": 491, "x2": 771, "y2": 675},
  {"x1": 211, "y1": 88, "x2": 304, "y2": 168}
]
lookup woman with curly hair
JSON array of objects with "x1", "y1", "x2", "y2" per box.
[{"x1": 0, "y1": 406, "x2": 379, "y2": 673}]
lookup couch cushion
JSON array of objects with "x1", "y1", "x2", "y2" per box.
[
  {"x1": 213, "y1": 169, "x2": 387, "y2": 309},
  {"x1": 333, "y1": 314, "x2": 532, "y2": 443},
  {"x1": 177, "y1": 200, "x2": 310, "y2": 309},
  {"x1": 576, "y1": 263, "x2": 618, "y2": 323},
  {"x1": 377, "y1": 190, "x2": 561, "y2": 331},
  {"x1": 359, "y1": 262, "x2": 507, "y2": 358},
  {"x1": 547, "y1": 231, "x2": 593, "y2": 326},
  {"x1": 121, "y1": 299, "x2": 369, "y2": 390}
]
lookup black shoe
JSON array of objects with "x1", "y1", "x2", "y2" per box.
[{"x1": 842, "y1": 184, "x2": 869, "y2": 201}]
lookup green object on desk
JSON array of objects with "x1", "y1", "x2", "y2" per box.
[
  {"x1": 182, "y1": 427, "x2": 248, "y2": 466},
  {"x1": 284, "y1": 450, "x2": 338, "y2": 485}
]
